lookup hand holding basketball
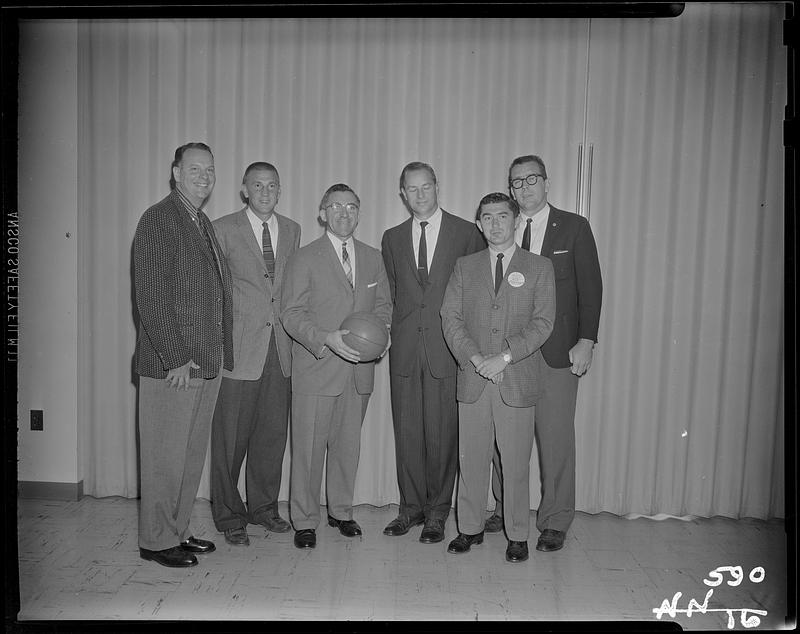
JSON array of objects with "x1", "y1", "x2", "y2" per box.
[{"x1": 339, "y1": 312, "x2": 390, "y2": 362}]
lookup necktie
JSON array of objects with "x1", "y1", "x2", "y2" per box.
[
  {"x1": 342, "y1": 241, "x2": 353, "y2": 288},
  {"x1": 521, "y1": 217, "x2": 532, "y2": 251},
  {"x1": 196, "y1": 210, "x2": 221, "y2": 275},
  {"x1": 494, "y1": 252, "x2": 504, "y2": 295},
  {"x1": 262, "y1": 221, "x2": 275, "y2": 278},
  {"x1": 418, "y1": 221, "x2": 429, "y2": 284}
]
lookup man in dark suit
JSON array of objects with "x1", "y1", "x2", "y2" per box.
[
  {"x1": 487, "y1": 154, "x2": 602, "y2": 552},
  {"x1": 133, "y1": 142, "x2": 233, "y2": 568},
  {"x1": 441, "y1": 192, "x2": 555, "y2": 563},
  {"x1": 380, "y1": 162, "x2": 485, "y2": 544},
  {"x1": 281, "y1": 183, "x2": 392, "y2": 550},
  {"x1": 210, "y1": 162, "x2": 301, "y2": 546}
]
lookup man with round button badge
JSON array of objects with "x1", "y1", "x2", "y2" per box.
[{"x1": 441, "y1": 192, "x2": 554, "y2": 563}]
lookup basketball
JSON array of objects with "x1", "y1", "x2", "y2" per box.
[{"x1": 340, "y1": 311, "x2": 389, "y2": 362}]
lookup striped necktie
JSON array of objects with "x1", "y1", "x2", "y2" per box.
[
  {"x1": 262, "y1": 221, "x2": 275, "y2": 278},
  {"x1": 342, "y1": 241, "x2": 353, "y2": 288}
]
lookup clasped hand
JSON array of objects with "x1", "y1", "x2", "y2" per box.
[
  {"x1": 324, "y1": 329, "x2": 391, "y2": 363},
  {"x1": 471, "y1": 353, "x2": 508, "y2": 384}
]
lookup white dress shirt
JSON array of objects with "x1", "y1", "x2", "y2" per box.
[
  {"x1": 515, "y1": 203, "x2": 550, "y2": 255},
  {"x1": 246, "y1": 207, "x2": 279, "y2": 253},
  {"x1": 487, "y1": 243, "x2": 517, "y2": 279},
  {"x1": 327, "y1": 230, "x2": 356, "y2": 286},
  {"x1": 412, "y1": 207, "x2": 443, "y2": 272}
]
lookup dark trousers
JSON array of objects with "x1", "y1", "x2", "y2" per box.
[
  {"x1": 389, "y1": 344, "x2": 458, "y2": 521},
  {"x1": 210, "y1": 333, "x2": 290, "y2": 531},
  {"x1": 491, "y1": 359, "x2": 578, "y2": 533}
]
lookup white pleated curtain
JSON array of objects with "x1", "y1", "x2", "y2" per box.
[{"x1": 77, "y1": 7, "x2": 785, "y2": 519}]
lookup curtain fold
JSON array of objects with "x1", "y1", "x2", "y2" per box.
[{"x1": 76, "y1": 10, "x2": 784, "y2": 519}]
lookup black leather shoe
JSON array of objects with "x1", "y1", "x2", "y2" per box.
[
  {"x1": 484, "y1": 513, "x2": 503, "y2": 533},
  {"x1": 140, "y1": 545, "x2": 198, "y2": 567},
  {"x1": 447, "y1": 531, "x2": 484, "y2": 554},
  {"x1": 383, "y1": 514, "x2": 425, "y2": 536},
  {"x1": 506, "y1": 540, "x2": 529, "y2": 562},
  {"x1": 327, "y1": 516, "x2": 363, "y2": 537},
  {"x1": 536, "y1": 529, "x2": 566, "y2": 552},
  {"x1": 180, "y1": 536, "x2": 216, "y2": 553},
  {"x1": 258, "y1": 515, "x2": 292, "y2": 534},
  {"x1": 294, "y1": 529, "x2": 316, "y2": 549},
  {"x1": 419, "y1": 518, "x2": 445, "y2": 544}
]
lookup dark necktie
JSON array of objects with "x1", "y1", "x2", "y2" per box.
[
  {"x1": 342, "y1": 241, "x2": 353, "y2": 288},
  {"x1": 521, "y1": 217, "x2": 532, "y2": 251},
  {"x1": 196, "y1": 210, "x2": 220, "y2": 275},
  {"x1": 494, "y1": 252, "x2": 504, "y2": 295},
  {"x1": 262, "y1": 221, "x2": 275, "y2": 278},
  {"x1": 418, "y1": 221, "x2": 429, "y2": 284}
]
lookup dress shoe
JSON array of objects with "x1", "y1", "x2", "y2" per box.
[
  {"x1": 506, "y1": 540, "x2": 529, "y2": 562},
  {"x1": 223, "y1": 527, "x2": 250, "y2": 546},
  {"x1": 447, "y1": 531, "x2": 484, "y2": 554},
  {"x1": 383, "y1": 514, "x2": 425, "y2": 536},
  {"x1": 180, "y1": 536, "x2": 216, "y2": 553},
  {"x1": 140, "y1": 545, "x2": 198, "y2": 567},
  {"x1": 294, "y1": 529, "x2": 316, "y2": 549},
  {"x1": 327, "y1": 516, "x2": 363, "y2": 537},
  {"x1": 259, "y1": 515, "x2": 291, "y2": 534},
  {"x1": 419, "y1": 518, "x2": 445, "y2": 544},
  {"x1": 484, "y1": 513, "x2": 504, "y2": 533},
  {"x1": 536, "y1": 528, "x2": 566, "y2": 552}
]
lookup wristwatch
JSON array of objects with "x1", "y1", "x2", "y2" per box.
[{"x1": 502, "y1": 351, "x2": 512, "y2": 364}]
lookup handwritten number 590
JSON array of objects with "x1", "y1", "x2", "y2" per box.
[{"x1": 704, "y1": 566, "x2": 765, "y2": 587}]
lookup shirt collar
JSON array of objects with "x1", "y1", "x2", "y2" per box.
[
  {"x1": 175, "y1": 187, "x2": 201, "y2": 219},
  {"x1": 413, "y1": 207, "x2": 443, "y2": 231},
  {"x1": 521, "y1": 203, "x2": 550, "y2": 226},
  {"x1": 246, "y1": 207, "x2": 277, "y2": 233},
  {"x1": 326, "y1": 230, "x2": 352, "y2": 249},
  {"x1": 488, "y1": 243, "x2": 517, "y2": 261}
]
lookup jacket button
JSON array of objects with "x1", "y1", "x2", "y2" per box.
[
  {"x1": 417, "y1": 327, "x2": 423, "y2": 332},
  {"x1": 421, "y1": 303, "x2": 426, "y2": 308},
  {"x1": 266, "y1": 322, "x2": 271, "y2": 327},
  {"x1": 492, "y1": 328, "x2": 499, "y2": 333}
]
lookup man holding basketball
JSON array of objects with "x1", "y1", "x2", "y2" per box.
[{"x1": 281, "y1": 183, "x2": 392, "y2": 549}]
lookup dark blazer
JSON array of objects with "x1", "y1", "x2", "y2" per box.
[
  {"x1": 539, "y1": 206, "x2": 602, "y2": 368},
  {"x1": 213, "y1": 209, "x2": 301, "y2": 380},
  {"x1": 441, "y1": 247, "x2": 555, "y2": 407},
  {"x1": 280, "y1": 234, "x2": 393, "y2": 397},
  {"x1": 133, "y1": 190, "x2": 234, "y2": 379},
  {"x1": 381, "y1": 210, "x2": 485, "y2": 378}
]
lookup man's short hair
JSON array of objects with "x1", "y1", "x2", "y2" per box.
[
  {"x1": 170, "y1": 142, "x2": 213, "y2": 189},
  {"x1": 320, "y1": 183, "x2": 361, "y2": 210},
  {"x1": 507, "y1": 154, "x2": 548, "y2": 187},
  {"x1": 242, "y1": 161, "x2": 280, "y2": 184},
  {"x1": 399, "y1": 161, "x2": 437, "y2": 191},
  {"x1": 476, "y1": 192, "x2": 520, "y2": 220}
]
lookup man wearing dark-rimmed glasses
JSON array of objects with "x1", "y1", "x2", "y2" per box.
[{"x1": 486, "y1": 154, "x2": 602, "y2": 553}]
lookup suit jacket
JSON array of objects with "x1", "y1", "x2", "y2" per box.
[
  {"x1": 538, "y1": 206, "x2": 602, "y2": 368},
  {"x1": 213, "y1": 208, "x2": 301, "y2": 379},
  {"x1": 280, "y1": 234, "x2": 393, "y2": 396},
  {"x1": 381, "y1": 210, "x2": 485, "y2": 378},
  {"x1": 441, "y1": 247, "x2": 555, "y2": 407},
  {"x1": 133, "y1": 190, "x2": 234, "y2": 379}
]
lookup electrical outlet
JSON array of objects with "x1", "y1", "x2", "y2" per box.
[{"x1": 30, "y1": 410, "x2": 43, "y2": 431}]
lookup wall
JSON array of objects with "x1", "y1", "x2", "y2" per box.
[{"x1": 17, "y1": 20, "x2": 81, "y2": 495}]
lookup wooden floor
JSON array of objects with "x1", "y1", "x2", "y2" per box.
[{"x1": 15, "y1": 496, "x2": 788, "y2": 628}]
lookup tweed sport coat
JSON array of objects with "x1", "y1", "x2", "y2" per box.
[
  {"x1": 213, "y1": 209, "x2": 301, "y2": 380},
  {"x1": 538, "y1": 206, "x2": 602, "y2": 368},
  {"x1": 381, "y1": 210, "x2": 485, "y2": 379},
  {"x1": 133, "y1": 190, "x2": 234, "y2": 380},
  {"x1": 441, "y1": 247, "x2": 555, "y2": 407},
  {"x1": 280, "y1": 234, "x2": 392, "y2": 397}
]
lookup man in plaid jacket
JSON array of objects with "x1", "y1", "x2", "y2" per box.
[{"x1": 133, "y1": 142, "x2": 233, "y2": 568}]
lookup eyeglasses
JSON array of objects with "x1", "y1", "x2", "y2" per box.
[
  {"x1": 510, "y1": 174, "x2": 545, "y2": 190},
  {"x1": 325, "y1": 202, "x2": 360, "y2": 215}
]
